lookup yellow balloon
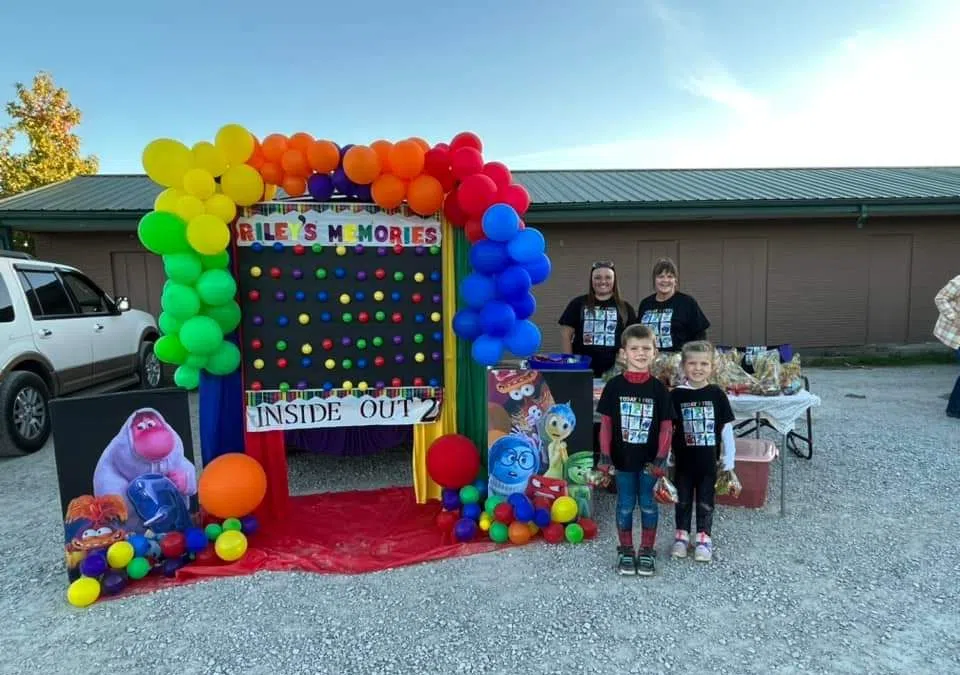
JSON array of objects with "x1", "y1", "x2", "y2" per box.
[
  {"x1": 550, "y1": 496, "x2": 579, "y2": 524},
  {"x1": 263, "y1": 184, "x2": 278, "y2": 201},
  {"x1": 214, "y1": 124, "x2": 255, "y2": 165},
  {"x1": 183, "y1": 167, "x2": 216, "y2": 200},
  {"x1": 204, "y1": 193, "x2": 237, "y2": 223},
  {"x1": 221, "y1": 164, "x2": 264, "y2": 207},
  {"x1": 214, "y1": 529, "x2": 248, "y2": 562},
  {"x1": 142, "y1": 138, "x2": 192, "y2": 188},
  {"x1": 66, "y1": 577, "x2": 101, "y2": 608},
  {"x1": 175, "y1": 195, "x2": 205, "y2": 222},
  {"x1": 106, "y1": 541, "x2": 134, "y2": 569},
  {"x1": 186, "y1": 214, "x2": 230, "y2": 255},
  {"x1": 191, "y1": 141, "x2": 228, "y2": 177},
  {"x1": 154, "y1": 187, "x2": 183, "y2": 213}
]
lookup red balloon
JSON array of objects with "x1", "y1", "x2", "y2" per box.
[
  {"x1": 435, "y1": 510, "x2": 458, "y2": 533},
  {"x1": 443, "y1": 190, "x2": 468, "y2": 227},
  {"x1": 450, "y1": 147, "x2": 484, "y2": 180},
  {"x1": 458, "y1": 174, "x2": 498, "y2": 218},
  {"x1": 579, "y1": 517, "x2": 598, "y2": 540},
  {"x1": 423, "y1": 146, "x2": 451, "y2": 178},
  {"x1": 451, "y1": 131, "x2": 483, "y2": 153},
  {"x1": 543, "y1": 522, "x2": 566, "y2": 544},
  {"x1": 482, "y1": 162, "x2": 512, "y2": 189},
  {"x1": 465, "y1": 218, "x2": 485, "y2": 243},
  {"x1": 435, "y1": 168, "x2": 456, "y2": 193},
  {"x1": 499, "y1": 183, "x2": 531, "y2": 215},
  {"x1": 493, "y1": 502, "x2": 515, "y2": 524},
  {"x1": 159, "y1": 532, "x2": 186, "y2": 559},
  {"x1": 425, "y1": 434, "x2": 480, "y2": 489},
  {"x1": 191, "y1": 547, "x2": 221, "y2": 566},
  {"x1": 434, "y1": 142, "x2": 450, "y2": 151}
]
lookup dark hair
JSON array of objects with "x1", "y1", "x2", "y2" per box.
[
  {"x1": 586, "y1": 261, "x2": 628, "y2": 321},
  {"x1": 652, "y1": 257, "x2": 678, "y2": 287},
  {"x1": 621, "y1": 324, "x2": 656, "y2": 347},
  {"x1": 681, "y1": 340, "x2": 714, "y2": 363}
]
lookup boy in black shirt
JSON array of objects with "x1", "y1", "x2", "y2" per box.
[
  {"x1": 669, "y1": 341, "x2": 736, "y2": 563},
  {"x1": 596, "y1": 325, "x2": 674, "y2": 576}
]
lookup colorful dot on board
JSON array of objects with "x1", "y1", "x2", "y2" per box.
[
  {"x1": 432, "y1": 294, "x2": 441, "y2": 304},
  {"x1": 358, "y1": 381, "x2": 369, "y2": 391},
  {"x1": 374, "y1": 380, "x2": 385, "y2": 389},
  {"x1": 250, "y1": 266, "x2": 262, "y2": 278},
  {"x1": 323, "y1": 381, "x2": 333, "y2": 390},
  {"x1": 342, "y1": 380, "x2": 353, "y2": 390},
  {"x1": 431, "y1": 312, "x2": 441, "y2": 322},
  {"x1": 414, "y1": 272, "x2": 425, "y2": 283},
  {"x1": 433, "y1": 332, "x2": 442, "y2": 342},
  {"x1": 298, "y1": 313, "x2": 310, "y2": 325},
  {"x1": 374, "y1": 356, "x2": 385, "y2": 367},
  {"x1": 375, "y1": 311, "x2": 386, "y2": 322},
  {"x1": 316, "y1": 291, "x2": 329, "y2": 302},
  {"x1": 336, "y1": 246, "x2": 347, "y2": 256},
  {"x1": 270, "y1": 267, "x2": 281, "y2": 279},
  {"x1": 321, "y1": 311, "x2": 332, "y2": 322},
  {"x1": 393, "y1": 335, "x2": 403, "y2": 345},
  {"x1": 277, "y1": 358, "x2": 288, "y2": 369},
  {"x1": 432, "y1": 352, "x2": 441, "y2": 361},
  {"x1": 358, "y1": 311, "x2": 370, "y2": 323},
  {"x1": 357, "y1": 359, "x2": 368, "y2": 369},
  {"x1": 315, "y1": 268, "x2": 328, "y2": 280},
  {"x1": 292, "y1": 268, "x2": 303, "y2": 280},
  {"x1": 276, "y1": 340, "x2": 288, "y2": 351},
  {"x1": 415, "y1": 246, "x2": 425, "y2": 255},
  {"x1": 301, "y1": 357, "x2": 312, "y2": 367},
  {"x1": 373, "y1": 290, "x2": 385, "y2": 302},
  {"x1": 339, "y1": 293, "x2": 351, "y2": 305},
  {"x1": 253, "y1": 359, "x2": 265, "y2": 370},
  {"x1": 393, "y1": 271, "x2": 405, "y2": 282},
  {"x1": 248, "y1": 290, "x2": 260, "y2": 301},
  {"x1": 430, "y1": 271, "x2": 441, "y2": 282},
  {"x1": 341, "y1": 336, "x2": 352, "y2": 347},
  {"x1": 415, "y1": 352, "x2": 425, "y2": 363},
  {"x1": 429, "y1": 246, "x2": 440, "y2": 255},
  {"x1": 335, "y1": 268, "x2": 346, "y2": 279},
  {"x1": 412, "y1": 293, "x2": 422, "y2": 303},
  {"x1": 342, "y1": 312, "x2": 353, "y2": 323},
  {"x1": 391, "y1": 291, "x2": 401, "y2": 302},
  {"x1": 357, "y1": 270, "x2": 368, "y2": 281},
  {"x1": 279, "y1": 382, "x2": 290, "y2": 392},
  {"x1": 342, "y1": 359, "x2": 353, "y2": 369},
  {"x1": 325, "y1": 359, "x2": 336, "y2": 370},
  {"x1": 395, "y1": 354, "x2": 405, "y2": 364},
  {"x1": 393, "y1": 245, "x2": 404, "y2": 255},
  {"x1": 413, "y1": 333, "x2": 424, "y2": 344},
  {"x1": 375, "y1": 268, "x2": 386, "y2": 280},
  {"x1": 251, "y1": 339, "x2": 262, "y2": 350},
  {"x1": 428, "y1": 378, "x2": 439, "y2": 387},
  {"x1": 273, "y1": 242, "x2": 284, "y2": 252},
  {"x1": 356, "y1": 338, "x2": 367, "y2": 349},
  {"x1": 252, "y1": 315, "x2": 264, "y2": 326},
  {"x1": 296, "y1": 380, "x2": 309, "y2": 390},
  {"x1": 415, "y1": 313, "x2": 425, "y2": 324},
  {"x1": 251, "y1": 243, "x2": 263, "y2": 253},
  {"x1": 275, "y1": 290, "x2": 286, "y2": 301},
  {"x1": 377, "y1": 247, "x2": 387, "y2": 256},
  {"x1": 312, "y1": 244, "x2": 324, "y2": 254},
  {"x1": 295, "y1": 290, "x2": 306, "y2": 301},
  {"x1": 354, "y1": 245, "x2": 365, "y2": 254},
  {"x1": 251, "y1": 381, "x2": 262, "y2": 391},
  {"x1": 391, "y1": 377, "x2": 402, "y2": 387},
  {"x1": 277, "y1": 316, "x2": 289, "y2": 327},
  {"x1": 322, "y1": 339, "x2": 334, "y2": 350},
  {"x1": 391, "y1": 312, "x2": 403, "y2": 323},
  {"x1": 293, "y1": 244, "x2": 305, "y2": 255},
  {"x1": 372, "y1": 336, "x2": 384, "y2": 347},
  {"x1": 413, "y1": 377, "x2": 424, "y2": 386},
  {"x1": 355, "y1": 291, "x2": 366, "y2": 302}
]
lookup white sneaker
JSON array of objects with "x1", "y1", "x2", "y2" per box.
[
  {"x1": 694, "y1": 535, "x2": 713, "y2": 562},
  {"x1": 671, "y1": 530, "x2": 689, "y2": 559}
]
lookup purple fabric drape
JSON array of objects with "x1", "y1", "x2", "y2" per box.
[{"x1": 284, "y1": 425, "x2": 412, "y2": 456}]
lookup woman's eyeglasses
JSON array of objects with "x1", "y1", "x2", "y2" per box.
[{"x1": 592, "y1": 260, "x2": 615, "y2": 270}]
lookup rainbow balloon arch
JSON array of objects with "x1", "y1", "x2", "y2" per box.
[{"x1": 137, "y1": 125, "x2": 552, "y2": 511}]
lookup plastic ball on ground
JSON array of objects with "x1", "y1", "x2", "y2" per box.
[
  {"x1": 198, "y1": 453, "x2": 268, "y2": 519},
  {"x1": 425, "y1": 434, "x2": 481, "y2": 489},
  {"x1": 441, "y1": 488, "x2": 461, "y2": 511},
  {"x1": 484, "y1": 494, "x2": 506, "y2": 515},
  {"x1": 478, "y1": 513, "x2": 493, "y2": 532},
  {"x1": 565, "y1": 523, "x2": 585, "y2": 543},
  {"x1": 542, "y1": 522, "x2": 566, "y2": 544},
  {"x1": 453, "y1": 518, "x2": 477, "y2": 542},
  {"x1": 67, "y1": 577, "x2": 101, "y2": 607},
  {"x1": 184, "y1": 527, "x2": 208, "y2": 553},
  {"x1": 127, "y1": 533, "x2": 151, "y2": 557},
  {"x1": 435, "y1": 510, "x2": 458, "y2": 533},
  {"x1": 493, "y1": 502, "x2": 515, "y2": 524},
  {"x1": 488, "y1": 521, "x2": 509, "y2": 543},
  {"x1": 222, "y1": 517, "x2": 243, "y2": 531},
  {"x1": 513, "y1": 499, "x2": 535, "y2": 523},
  {"x1": 214, "y1": 530, "x2": 248, "y2": 561},
  {"x1": 100, "y1": 571, "x2": 127, "y2": 596},
  {"x1": 550, "y1": 495, "x2": 579, "y2": 523},
  {"x1": 106, "y1": 541, "x2": 134, "y2": 569},
  {"x1": 159, "y1": 531, "x2": 186, "y2": 558},
  {"x1": 462, "y1": 502, "x2": 482, "y2": 521},
  {"x1": 79, "y1": 551, "x2": 108, "y2": 578},
  {"x1": 459, "y1": 485, "x2": 481, "y2": 504},
  {"x1": 204, "y1": 523, "x2": 223, "y2": 541},
  {"x1": 508, "y1": 520, "x2": 532, "y2": 545},
  {"x1": 532, "y1": 508, "x2": 552, "y2": 528},
  {"x1": 578, "y1": 517, "x2": 598, "y2": 540},
  {"x1": 126, "y1": 556, "x2": 151, "y2": 579}
]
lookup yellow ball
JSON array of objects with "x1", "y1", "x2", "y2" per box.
[
  {"x1": 182, "y1": 167, "x2": 216, "y2": 200},
  {"x1": 325, "y1": 359, "x2": 336, "y2": 370},
  {"x1": 336, "y1": 245, "x2": 347, "y2": 256},
  {"x1": 527, "y1": 522, "x2": 540, "y2": 536},
  {"x1": 214, "y1": 530, "x2": 248, "y2": 562},
  {"x1": 414, "y1": 352, "x2": 425, "y2": 363},
  {"x1": 430, "y1": 312, "x2": 441, "y2": 322},
  {"x1": 373, "y1": 291, "x2": 384, "y2": 302},
  {"x1": 414, "y1": 272, "x2": 425, "y2": 283},
  {"x1": 250, "y1": 266, "x2": 262, "y2": 278},
  {"x1": 66, "y1": 576, "x2": 101, "y2": 608},
  {"x1": 342, "y1": 380, "x2": 353, "y2": 390},
  {"x1": 358, "y1": 381, "x2": 368, "y2": 391},
  {"x1": 298, "y1": 313, "x2": 310, "y2": 325},
  {"x1": 339, "y1": 293, "x2": 351, "y2": 305},
  {"x1": 301, "y1": 343, "x2": 313, "y2": 355},
  {"x1": 253, "y1": 359, "x2": 265, "y2": 370},
  {"x1": 106, "y1": 541, "x2": 134, "y2": 569},
  {"x1": 478, "y1": 513, "x2": 492, "y2": 532},
  {"x1": 550, "y1": 495, "x2": 579, "y2": 523}
]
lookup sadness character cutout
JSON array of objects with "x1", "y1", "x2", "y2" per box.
[
  {"x1": 540, "y1": 402, "x2": 576, "y2": 479},
  {"x1": 487, "y1": 435, "x2": 539, "y2": 498}
]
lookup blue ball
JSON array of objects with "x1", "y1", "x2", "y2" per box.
[
  {"x1": 127, "y1": 533, "x2": 151, "y2": 558},
  {"x1": 481, "y1": 203, "x2": 521, "y2": 242},
  {"x1": 510, "y1": 293, "x2": 537, "y2": 321},
  {"x1": 316, "y1": 291, "x2": 329, "y2": 302},
  {"x1": 428, "y1": 378, "x2": 440, "y2": 387},
  {"x1": 323, "y1": 381, "x2": 334, "y2": 391},
  {"x1": 433, "y1": 332, "x2": 443, "y2": 342},
  {"x1": 472, "y1": 477, "x2": 488, "y2": 498},
  {"x1": 321, "y1": 312, "x2": 332, "y2": 322},
  {"x1": 453, "y1": 518, "x2": 477, "y2": 542},
  {"x1": 460, "y1": 272, "x2": 496, "y2": 309},
  {"x1": 335, "y1": 268, "x2": 346, "y2": 279},
  {"x1": 430, "y1": 270, "x2": 441, "y2": 282},
  {"x1": 301, "y1": 357, "x2": 312, "y2": 367},
  {"x1": 471, "y1": 334, "x2": 504, "y2": 366},
  {"x1": 504, "y1": 320, "x2": 542, "y2": 358},
  {"x1": 507, "y1": 493, "x2": 530, "y2": 508},
  {"x1": 469, "y1": 239, "x2": 510, "y2": 275},
  {"x1": 295, "y1": 290, "x2": 306, "y2": 301},
  {"x1": 357, "y1": 358, "x2": 367, "y2": 369},
  {"x1": 277, "y1": 316, "x2": 289, "y2": 327},
  {"x1": 355, "y1": 291, "x2": 366, "y2": 301},
  {"x1": 524, "y1": 253, "x2": 552, "y2": 285},
  {"x1": 507, "y1": 227, "x2": 546, "y2": 263},
  {"x1": 273, "y1": 242, "x2": 285, "y2": 252},
  {"x1": 514, "y1": 500, "x2": 535, "y2": 523},
  {"x1": 452, "y1": 309, "x2": 483, "y2": 340},
  {"x1": 496, "y1": 265, "x2": 532, "y2": 300},
  {"x1": 184, "y1": 527, "x2": 208, "y2": 554},
  {"x1": 462, "y1": 503, "x2": 482, "y2": 521},
  {"x1": 480, "y1": 301, "x2": 516, "y2": 338},
  {"x1": 532, "y1": 508, "x2": 552, "y2": 528},
  {"x1": 442, "y1": 488, "x2": 461, "y2": 511},
  {"x1": 391, "y1": 291, "x2": 401, "y2": 302},
  {"x1": 251, "y1": 242, "x2": 263, "y2": 253}
]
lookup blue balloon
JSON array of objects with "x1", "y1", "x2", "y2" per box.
[
  {"x1": 452, "y1": 309, "x2": 483, "y2": 340},
  {"x1": 514, "y1": 500, "x2": 535, "y2": 523},
  {"x1": 496, "y1": 265, "x2": 532, "y2": 300},
  {"x1": 184, "y1": 527, "x2": 208, "y2": 554},
  {"x1": 332, "y1": 167, "x2": 357, "y2": 196},
  {"x1": 460, "y1": 272, "x2": 496, "y2": 309},
  {"x1": 307, "y1": 173, "x2": 334, "y2": 201},
  {"x1": 480, "y1": 301, "x2": 517, "y2": 337},
  {"x1": 462, "y1": 503, "x2": 482, "y2": 521},
  {"x1": 511, "y1": 292, "x2": 537, "y2": 320},
  {"x1": 481, "y1": 203, "x2": 521, "y2": 242},
  {"x1": 507, "y1": 228, "x2": 546, "y2": 263},
  {"x1": 504, "y1": 319, "x2": 542, "y2": 357},
  {"x1": 533, "y1": 508, "x2": 552, "y2": 528},
  {"x1": 127, "y1": 533, "x2": 151, "y2": 558},
  {"x1": 469, "y1": 239, "x2": 510, "y2": 275},
  {"x1": 524, "y1": 253, "x2": 552, "y2": 285},
  {"x1": 339, "y1": 143, "x2": 354, "y2": 159},
  {"x1": 353, "y1": 183, "x2": 372, "y2": 201},
  {"x1": 471, "y1": 334, "x2": 504, "y2": 366}
]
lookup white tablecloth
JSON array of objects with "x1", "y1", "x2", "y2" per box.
[{"x1": 727, "y1": 390, "x2": 821, "y2": 435}]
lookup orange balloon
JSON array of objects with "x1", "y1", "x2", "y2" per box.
[
  {"x1": 198, "y1": 453, "x2": 267, "y2": 519},
  {"x1": 342, "y1": 145, "x2": 382, "y2": 185},
  {"x1": 246, "y1": 137, "x2": 265, "y2": 170},
  {"x1": 508, "y1": 520, "x2": 532, "y2": 545},
  {"x1": 281, "y1": 149, "x2": 310, "y2": 178},
  {"x1": 409, "y1": 137, "x2": 431, "y2": 153},
  {"x1": 261, "y1": 134, "x2": 288, "y2": 163},
  {"x1": 389, "y1": 140, "x2": 425, "y2": 180},
  {"x1": 406, "y1": 174, "x2": 444, "y2": 216},
  {"x1": 370, "y1": 140, "x2": 393, "y2": 173},
  {"x1": 289, "y1": 132, "x2": 315, "y2": 154},
  {"x1": 371, "y1": 174, "x2": 407, "y2": 210},
  {"x1": 260, "y1": 162, "x2": 283, "y2": 186},
  {"x1": 307, "y1": 140, "x2": 340, "y2": 174},
  {"x1": 282, "y1": 175, "x2": 306, "y2": 197}
]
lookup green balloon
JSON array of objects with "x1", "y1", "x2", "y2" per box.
[
  {"x1": 158, "y1": 312, "x2": 182, "y2": 336},
  {"x1": 459, "y1": 485, "x2": 480, "y2": 504},
  {"x1": 200, "y1": 250, "x2": 230, "y2": 270},
  {"x1": 205, "y1": 341, "x2": 241, "y2": 376},
  {"x1": 163, "y1": 252, "x2": 203, "y2": 284},
  {"x1": 185, "y1": 353, "x2": 208, "y2": 368},
  {"x1": 202, "y1": 301, "x2": 242, "y2": 334},
  {"x1": 222, "y1": 517, "x2": 243, "y2": 532},
  {"x1": 154, "y1": 334, "x2": 188, "y2": 365},
  {"x1": 489, "y1": 522, "x2": 509, "y2": 543},
  {"x1": 179, "y1": 316, "x2": 223, "y2": 355},
  {"x1": 161, "y1": 283, "x2": 201, "y2": 320},
  {"x1": 205, "y1": 523, "x2": 223, "y2": 541},
  {"x1": 565, "y1": 523, "x2": 585, "y2": 544},
  {"x1": 138, "y1": 211, "x2": 189, "y2": 255},
  {"x1": 173, "y1": 364, "x2": 200, "y2": 390},
  {"x1": 126, "y1": 556, "x2": 151, "y2": 580},
  {"x1": 195, "y1": 269, "x2": 237, "y2": 306},
  {"x1": 484, "y1": 494, "x2": 505, "y2": 515}
]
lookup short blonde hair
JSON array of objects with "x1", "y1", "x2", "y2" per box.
[
  {"x1": 681, "y1": 340, "x2": 714, "y2": 363},
  {"x1": 621, "y1": 324, "x2": 656, "y2": 348}
]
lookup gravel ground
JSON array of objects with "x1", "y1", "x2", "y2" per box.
[{"x1": 1, "y1": 365, "x2": 958, "y2": 675}]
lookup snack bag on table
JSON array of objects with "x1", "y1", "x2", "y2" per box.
[
  {"x1": 779, "y1": 354, "x2": 803, "y2": 395},
  {"x1": 751, "y1": 349, "x2": 783, "y2": 396},
  {"x1": 715, "y1": 350, "x2": 759, "y2": 396},
  {"x1": 651, "y1": 352, "x2": 683, "y2": 388}
]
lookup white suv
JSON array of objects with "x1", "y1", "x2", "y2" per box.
[{"x1": 0, "y1": 251, "x2": 161, "y2": 456}]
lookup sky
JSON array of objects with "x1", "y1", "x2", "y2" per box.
[{"x1": 2, "y1": 0, "x2": 959, "y2": 173}]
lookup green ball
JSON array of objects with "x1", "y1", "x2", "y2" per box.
[
  {"x1": 161, "y1": 282, "x2": 201, "y2": 321},
  {"x1": 375, "y1": 311, "x2": 386, "y2": 322},
  {"x1": 342, "y1": 312, "x2": 353, "y2": 323},
  {"x1": 173, "y1": 365, "x2": 200, "y2": 390},
  {"x1": 276, "y1": 340, "x2": 287, "y2": 351},
  {"x1": 202, "y1": 300, "x2": 241, "y2": 334},
  {"x1": 315, "y1": 267, "x2": 327, "y2": 280},
  {"x1": 163, "y1": 252, "x2": 203, "y2": 284},
  {"x1": 565, "y1": 523, "x2": 585, "y2": 544},
  {"x1": 126, "y1": 556, "x2": 151, "y2": 580},
  {"x1": 184, "y1": 353, "x2": 207, "y2": 369},
  {"x1": 356, "y1": 339, "x2": 367, "y2": 350},
  {"x1": 429, "y1": 246, "x2": 440, "y2": 256},
  {"x1": 200, "y1": 250, "x2": 230, "y2": 270},
  {"x1": 393, "y1": 271, "x2": 404, "y2": 282},
  {"x1": 372, "y1": 336, "x2": 384, "y2": 347},
  {"x1": 158, "y1": 312, "x2": 182, "y2": 336},
  {"x1": 205, "y1": 523, "x2": 223, "y2": 541},
  {"x1": 413, "y1": 333, "x2": 424, "y2": 344},
  {"x1": 312, "y1": 244, "x2": 324, "y2": 254},
  {"x1": 222, "y1": 517, "x2": 243, "y2": 532},
  {"x1": 279, "y1": 382, "x2": 290, "y2": 392},
  {"x1": 204, "y1": 341, "x2": 241, "y2": 376},
  {"x1": 179, "y1": 316, "x2": 224, "y2": 355},
  {"x1": 484, "y1": 494, "x2": 506, "y2": 515},
  {"x1": 342, "y1": 359, "x2": 353, "y2": 369},
  {"x1": 195, "y1": 269, "x2": 237, "y2": 306},
  {"x1": 489, "y1": 522, "x2": 509, "y2": 543},
  {"x1": 153, "y1": 334, "x2": 188, "y2": 365},
  {"x1": 459, "y1": 485, "x2": 480, "y2": 504},
  {"x1": 138, "y1": 211, "x2": 189, "y2": 255}
]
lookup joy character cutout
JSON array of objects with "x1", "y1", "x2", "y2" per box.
[
  {"x1": 564, "y1": 451, "x2": 596, "y2": 519},
  {"x1": 487, "y1": 434, "x2": 539, "y2": 498},
  {"x1": 492, "y1": 370, "x2": 555, "y2": 461},
  {"x1": 540, "y1": 402, "x2": 576, "y2": 479}
]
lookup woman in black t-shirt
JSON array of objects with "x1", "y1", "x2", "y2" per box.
[
  {"x1": 558, "y1": 260, "x2": 637, "y2": 378},
  {"x1": 637, "y1": 257, "x2": 710, "y2": 352}
]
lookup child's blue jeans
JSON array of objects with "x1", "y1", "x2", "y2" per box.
[
  {"x1": 948, "y1": 348, "x2": 960, "y2": 417},
  {"x1": 614, "y1": 470, "x2": 658, "y2": 532}
]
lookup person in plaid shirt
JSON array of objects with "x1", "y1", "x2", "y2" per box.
[{"x1": 934, "y1": 274, "x2": 960, "y2": 418}]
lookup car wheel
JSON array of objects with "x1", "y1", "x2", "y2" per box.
[
  {"x1": 139, "y1": 342, "x2": 163, "y2": 389},
  {"x1": 0, "y1": 371, "x2": 52, "y2": 456}
]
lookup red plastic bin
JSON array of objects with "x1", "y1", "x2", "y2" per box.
[{"x1": 716, "y1": 438, "x2": 779, "y2": 508}]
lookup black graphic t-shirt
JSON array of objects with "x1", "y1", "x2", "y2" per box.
[
  {"x1": 596, "y1": 374, "x2": 673, "y2": 471},
  {"x1": 637, "y1": 291, "x2": 710, "y2": 352},
  {"x1": 559, "y1": 295, "x2": 637, "y2": 377},
  {"x1": 670, "y1": 384, "x2": 735, "y2": 466}
]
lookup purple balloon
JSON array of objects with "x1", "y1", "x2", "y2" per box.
[
  {"x1": 339, "y1": 143, "x2": 354, "y2": 159},
  {"x1": 241, "y1": 514, "x2": 259, "y2": 535},
  {"x1": 353, "y1": 183, "x2": 372, "y2": 202},
  {"x1": 162, "y1": 557, "x2": 185, "y2": 578},
  {"x1": 307, "y1": 173, "x2": 334, "y2": 201},
  {"x1": 332, "y1": 168, "x2": 357, "y2": 196},
  {"x1": 101, "y1": 571, "x2": 128, "y2": 596}
]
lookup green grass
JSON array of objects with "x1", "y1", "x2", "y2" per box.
[{"x1": 805, "y1": 352, "x2": 956, "y2": 368}]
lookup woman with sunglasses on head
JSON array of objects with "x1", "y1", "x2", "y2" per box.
[
  {"x1": 559, "y1": 261, "x2": 637, "y2": 378},
  {"x1": 638, "y1": 257, "x2": 710, "y2": 353}
]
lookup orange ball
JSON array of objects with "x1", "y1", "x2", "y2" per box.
[
  {"x1": 371, "y1": 174, "x2": 407, "y2": 210},
  {"x1": 307, "y1": 140, "x2": 340, "y2": 173},
  {"x1": 388, "y1": 140, "x2": 425, "y2": 180},
  {"x1": 282, "y1": 175, "x2": 306, "y2": 197},
  {"x1": 507, "y1": 520, "x2": 532, "y2": 545},
  {"x1": 198, "y1": 453, "x2": 267, "y2": 519},
  {"x1": 343, "y1": 145, "x2": 382, "y2": 185},
  {"x1": 406, "y1": 174, "x2": 444, "y2": 216},
  {"x1": 261, "y1": 134, "x2": 288, "y2": 162},
  {"x1": 370, "y1": 140, "x2": 393, "y2": 172}
]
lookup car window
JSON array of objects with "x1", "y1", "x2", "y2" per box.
[
  {"x1": 0, "y1": 275, "x2": 13, "y2": 323},
  {"x1": 61, "y1": 272, "x2": 107, "y2": 314},
  {"x1": 18, "y1": 270, "x2": 76, "y2": 317}
]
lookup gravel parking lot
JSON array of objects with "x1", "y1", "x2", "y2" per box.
[{"x1": 1, "y1": 365, "x2": 958, "y2": 675}]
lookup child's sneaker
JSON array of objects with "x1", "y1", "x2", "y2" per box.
[
  {"x1": 671, "y1": 530, "x2": 690, "y2": 559},
  {"x1": 694, "y1": 534, "x2": 713, "y2": 562},
  {"x1": 636, "y1": 547, "x2": 656, "y2": 576},
  {"x1": 616, "y1": 546, "x2": 636, "y2": 576}
]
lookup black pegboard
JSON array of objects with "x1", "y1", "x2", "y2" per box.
[{"x1": 236, "y1": 243, "x2": 445, "y2": 392}]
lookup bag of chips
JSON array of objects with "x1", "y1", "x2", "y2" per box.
[
  {"x1": 779, "y1": 354, "x2": 803, "y2": 395},
  {"x1": 715, "y1": 350, "x2": 758, "y2": 395},
  {"x1": 715, "y1": 470, "x2": 743, "y2": 498},
  {"x1": 653, "y1": 476, "x2": 678, "y2": 504},
  {"x1": 751, "y1": 349, "x2": 783, "y2": 396},
  {"x1": 651, "y1": 352, "x2": 683, "y2": 388}
]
